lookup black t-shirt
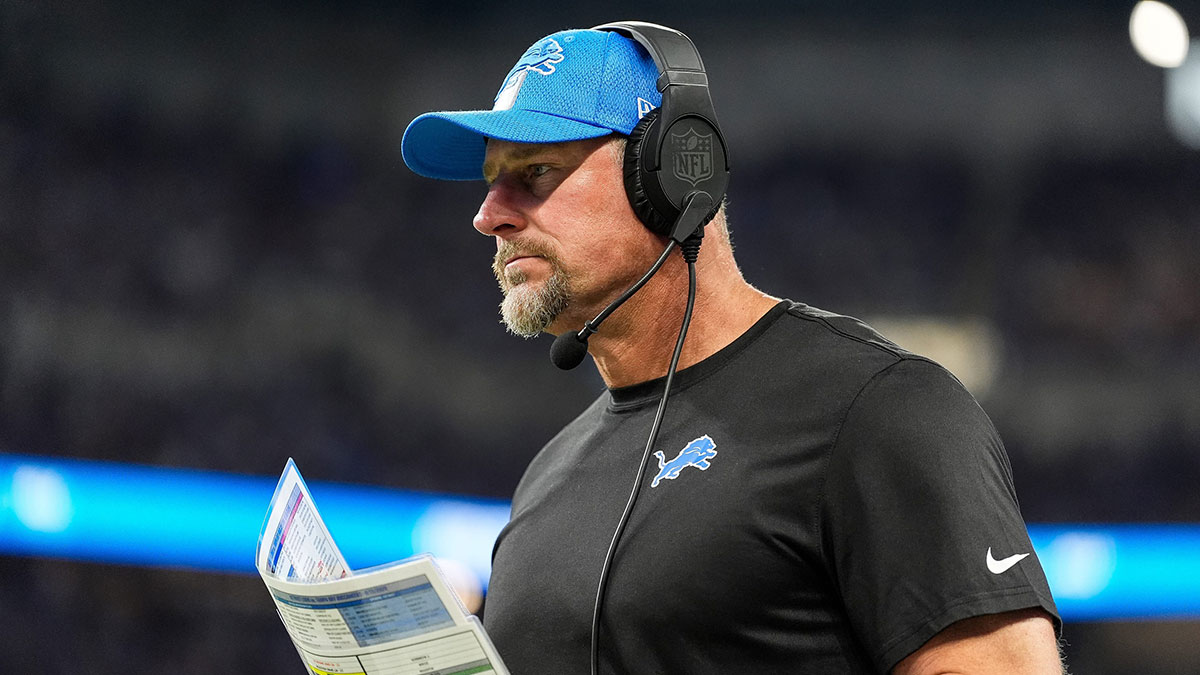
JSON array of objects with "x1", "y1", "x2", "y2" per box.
[{"x1": 485, "y1": 300, "x2": 1059, "y2": 674}]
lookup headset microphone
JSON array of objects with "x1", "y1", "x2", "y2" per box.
[{"x1": 548, "y1": 327, "x2": 591, "y2": 371}]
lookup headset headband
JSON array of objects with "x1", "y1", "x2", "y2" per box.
[{"x1": 592, "y1": 21, "x2": 726, "y2": 174}]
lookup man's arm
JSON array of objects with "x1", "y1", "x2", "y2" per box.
[{"x1": 893, "y1": 608, "x2": 1065, "y2": 675}]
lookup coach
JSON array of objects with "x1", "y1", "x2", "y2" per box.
[{"x1": 402, "y1": 21, "x2": 1062, "y2": 674}]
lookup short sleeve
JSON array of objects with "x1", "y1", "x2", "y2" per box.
[{"x1": 821, "y1": 358, "x2": 1060, "y2": 672}]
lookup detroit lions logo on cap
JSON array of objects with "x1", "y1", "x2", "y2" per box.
[
  {"x1": 493, "y1": 38, "x2": 565, "y2": 111},
  {"x1": 651, "y1": 435, "x2": 718, "y2": 488}
]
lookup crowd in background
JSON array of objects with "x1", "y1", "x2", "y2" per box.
[
  {"x1": 3, "y1": 2, "x2": 1199, "y2": 671},
  {"x1": 6, "y1": 70, "x2": 1197, "y2": 518}
]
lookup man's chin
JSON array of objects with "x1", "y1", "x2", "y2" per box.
[
  {"x1": 497, "y1": 266, "x2": 574, "y2": 338},
  {"x1": 499, "y1": 290, "x2": 558, "y2": 338}
]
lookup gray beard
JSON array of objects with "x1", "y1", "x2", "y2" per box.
[{"x1": 493, "y1": 244, "x2": 573, "y2": 338}]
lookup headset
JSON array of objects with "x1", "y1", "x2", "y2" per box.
[
  {"x1": 598, "y1": 21, "x2": 730, "y2": 240},
  {"x1": 549, "y1": 21, "x2": 731, "y2": 369},
  {"x1": 551, "y1": 21, "x2": 730, "y2": 675}
]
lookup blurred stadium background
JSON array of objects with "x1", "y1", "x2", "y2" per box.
[{"x1": 3, "y1": 0, "x2": 1200, "y2": 671}]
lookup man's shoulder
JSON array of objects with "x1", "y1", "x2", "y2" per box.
[
  {"x1": 774, "y1": 301, "x2": 975, "y2": 406},
  {"x1": 777, "y1": 301, "x2": 908, "y2": 357},
  {"x1": 748, "y1": 300, "x2": 928, "y2": 381}
]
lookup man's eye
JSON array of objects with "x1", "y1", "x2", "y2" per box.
[{"x1": 529, "y1": 165, "x2": 551, "y2": 178}]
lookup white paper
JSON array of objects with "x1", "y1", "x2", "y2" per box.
[{"x1": 257, "y1": 459, "x2": 509, "y2": 675}]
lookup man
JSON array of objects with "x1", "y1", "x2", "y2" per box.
[{"x1": 402, "y1": 24, "x2": 1063, "y2": 674}]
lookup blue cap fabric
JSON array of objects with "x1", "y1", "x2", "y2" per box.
[{"x1": 401, "y1": 29, "x2": 662, "y2": 181}]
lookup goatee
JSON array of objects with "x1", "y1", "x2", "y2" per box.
[{"x1": 492, "y1": 240, "x2": 573, "y2": 338}]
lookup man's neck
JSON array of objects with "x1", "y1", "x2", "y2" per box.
[{"x1": 583, "y1": 257, "x2": 779, "y2": 389}]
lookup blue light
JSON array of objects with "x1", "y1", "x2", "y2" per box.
[
  {"x1": 10, "y1": 464, "x2": 74, "y2": 532},
  {"x1": 1029, "y1": 524, "x2": 1200, "y2": 621},
  {"x1": 0, "y1": 454, "x2": 510, "y2": 586},
  {"x1": 0, "y1": 455, "x2": 273, "y2": 570},
  {"x1": 2, "y1": 454, "x2": 1199, "y2": 621}
]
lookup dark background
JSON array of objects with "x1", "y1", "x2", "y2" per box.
[{"x1": 3, "y1": 1, "x2": 1199, "y2": 671}]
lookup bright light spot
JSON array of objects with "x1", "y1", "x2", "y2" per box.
[
  {"x1": 1042, "y1": 532, "x2": 1118, "y2": 600},
  {"x1": 411, "y1": 500, "x2": 510, "y2": 584},
  {"x1": 864, "y1": 316, "x2": 1000, "y2": 398},
  {"x1": 1131, "y1": 1, "x2": 1190, "y2": 68},
  {"x1": 11, "y1": 465, "x2": 74, "y2": 533},
  {"x1": 1167, "y1": 40, "x2": 1200, "y2": 147},
  {"x1": 435, "y1": 557, "x2": 484, "y2": 614}
]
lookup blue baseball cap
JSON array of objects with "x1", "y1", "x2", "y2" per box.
[{"x1": 401, "y1": 28, "x2": 662, "y2": 181}]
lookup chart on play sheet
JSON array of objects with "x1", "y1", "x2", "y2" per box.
[
  {"x1": 258, "y1": 459, "x2": 349, "y2": 582},
  {"x1": 357, "y1": 628, "x2": 496, "y2": 674},
  {"x1": 296, "y1": 625, "x2": 496, "y2": 675},
  {"x1": 270, "y1": 575, "x2": 456, "y2": 650}
]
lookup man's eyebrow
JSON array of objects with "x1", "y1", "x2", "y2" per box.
[
  {"x1": 509, "y1": 143, "x2": 560, "y2": 159},
  {"x1": 482, "y1": 143, "x2": 564, "y2": 181}
]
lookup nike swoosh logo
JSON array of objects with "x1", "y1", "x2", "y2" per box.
[{"x1": 987, "y1": 547, "x2": 1030, "y2": 574}]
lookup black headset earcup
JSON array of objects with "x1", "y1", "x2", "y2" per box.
[{"x1": 622, "y1": 109, "x2": 675, "y2": 237}]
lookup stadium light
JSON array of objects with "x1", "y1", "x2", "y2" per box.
[
  {"x1": 1167, "y1": 39, "x2": 1200, "y2": 147},
  {"x1": 4, "y1": 454, "x2": 1200, "y2": 620},
  {"x1": 1131, "y1": 1, "x2": 1191, "y2": 68}
]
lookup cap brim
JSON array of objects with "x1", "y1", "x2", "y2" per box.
[{"x1": 401, "y1": 109, "x2": 615, "y2": 181}]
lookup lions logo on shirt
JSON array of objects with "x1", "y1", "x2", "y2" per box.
[
  {"x1": 493, "y1": 38, "x2": 565, "y2": 111},
  {"x1": 651, "y1": 435, "x2": 718, "y2": 488}
]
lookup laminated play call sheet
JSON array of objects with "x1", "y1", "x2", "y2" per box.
[{"x1": 257, "y1": 459, "x2": 508, "y2": 675}]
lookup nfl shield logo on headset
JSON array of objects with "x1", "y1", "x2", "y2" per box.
[{"x1": 670, "y1": 126, "x2": 714, "y2": 186}]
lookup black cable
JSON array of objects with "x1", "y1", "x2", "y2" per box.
[
  {"x1": 589, "y1": 238, "x2": 700, "y2": 675},
  {"x1": 576, "y1": 241, "x2": 677, "y2": 343}
]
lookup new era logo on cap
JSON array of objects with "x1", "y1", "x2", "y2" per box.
[
  {"x1": 401, "y1": 29, "x2": 662, "y2": 181},
  {"x1": 637, "y1": 97, "x2": 655, "y2": 119}
]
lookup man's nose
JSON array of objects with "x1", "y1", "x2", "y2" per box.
[{"x1": 473, "y1": 182, "x2": 526, "y2": 237}]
